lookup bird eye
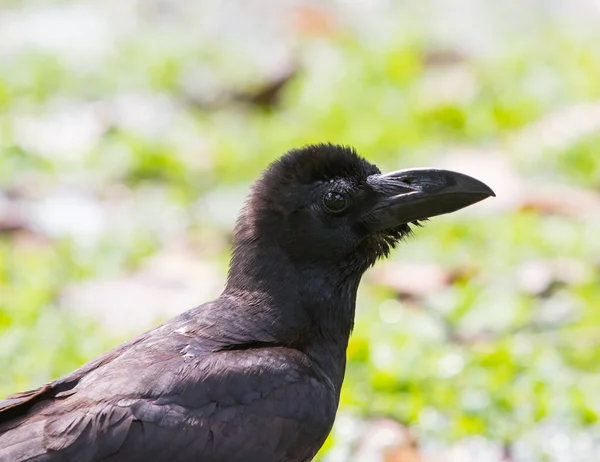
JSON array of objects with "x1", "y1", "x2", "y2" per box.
[{"x1": 323, "y1": 191, "x2": 348, "y2": 213}]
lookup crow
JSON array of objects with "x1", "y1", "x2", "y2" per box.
[{"x1": 0, "y1": 144, "x2": 494, "y2": 462}]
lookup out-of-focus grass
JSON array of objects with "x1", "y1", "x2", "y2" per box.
[
  {"x1": 0, "y1": 240, "x2": 114, "y2": 393},
  {"x1": 345, "y1": 210, "x2": 600, "y2": 442},
  {"x1": 1, "y1": 4, "x2": 600, "y2": 459}
]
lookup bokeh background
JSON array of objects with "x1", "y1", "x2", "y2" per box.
[{"x1": 2, "y1": 0, "x2": 600, "y2": 460}]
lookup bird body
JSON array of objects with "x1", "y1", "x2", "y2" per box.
[
  {"x1": 0, "y1": 144, "x2": 494, "y2": 461},
  {"x1": 1, "y1": 300, "x2": 340, "y2": 462}
]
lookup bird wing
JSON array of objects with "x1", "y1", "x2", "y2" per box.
[
  {"x1": 0, "y1": 321, "x2": 335, "y2": 462},
  {"x1": 0, "y1": 332, "x2": 151, "y2": 461}
]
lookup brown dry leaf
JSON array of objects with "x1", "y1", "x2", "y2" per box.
[
  {"x1": 518, "y1": 183, "x2": 600, "y2": 218},
  {"x1": 423, "y1": 48, "x2": 469, "y2": 68},
  {"x1": 234, "y1": 64, "x2": 299, "y2": 109},
  {"x1": 352, "y1": 418, "x2": 421, "y2": 462},
  {"x1": 61, "y1": 245, "x2": 224, "y2": 336},
  {"x1": 370, "y1": 262, "x2": 455, "y2": 299},
  {"x1": 0, "y1": 195, "x2": 29, "y2": 234},
  {"x1": 437, "y1": 148, "x2": 600, "y2": 218},
  {"x1": 183, "y1": 64, "x2": 298, "y2": 111},
  {"x1": 511, "y1": 101, "x2": 600, "y2": 157},
  {"x1": 291, "y1": 5, "x2": 340, "y2": 37},
  {"x1": 0, "y1": 215, "x2": 28, "y2": 235},
  {"x1": 517, "y1": 258, "x2": 592, "y2": 296},
  {"x1": 417, "y1": 66, "x2": 479, "y2": 108},
  {"x1": 9, "y1": 229, "x2": 53, "y2": 250}
]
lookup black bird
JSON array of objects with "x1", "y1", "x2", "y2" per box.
[{"x1": 0, "y1": 144, "x2": 494, "y2": 462}]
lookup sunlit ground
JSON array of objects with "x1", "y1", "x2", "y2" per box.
[{"x1": 1, "y1": 1, "x2": 600, "y2": 460}]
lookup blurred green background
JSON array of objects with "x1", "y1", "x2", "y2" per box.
[{"x1": 1, "y1": 1, "x2": 600, "y2": 460}]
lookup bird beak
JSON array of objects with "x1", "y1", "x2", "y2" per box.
[{"x1": 365, "y1": 168, "x2": 495, "y2": 232}]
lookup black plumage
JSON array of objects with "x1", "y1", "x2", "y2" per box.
[{"x1": 0, "y1": 144, "x2": 494, "y2": 462}]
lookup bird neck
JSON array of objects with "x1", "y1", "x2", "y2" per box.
[
  {"x1": 224, "y1": 241, "x2": 361, "y2": 350},
  {"x1": 223, "y1": 237, "x2": 364, "y2": 395}
]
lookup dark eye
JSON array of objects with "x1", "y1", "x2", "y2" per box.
[{"x1": 323, "y1": 191, "x2": 348, "y2": 213}]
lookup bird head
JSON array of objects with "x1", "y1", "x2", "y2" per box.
[{"x1": 231, "y1": 143, "x2": 494, "y2": 277}]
